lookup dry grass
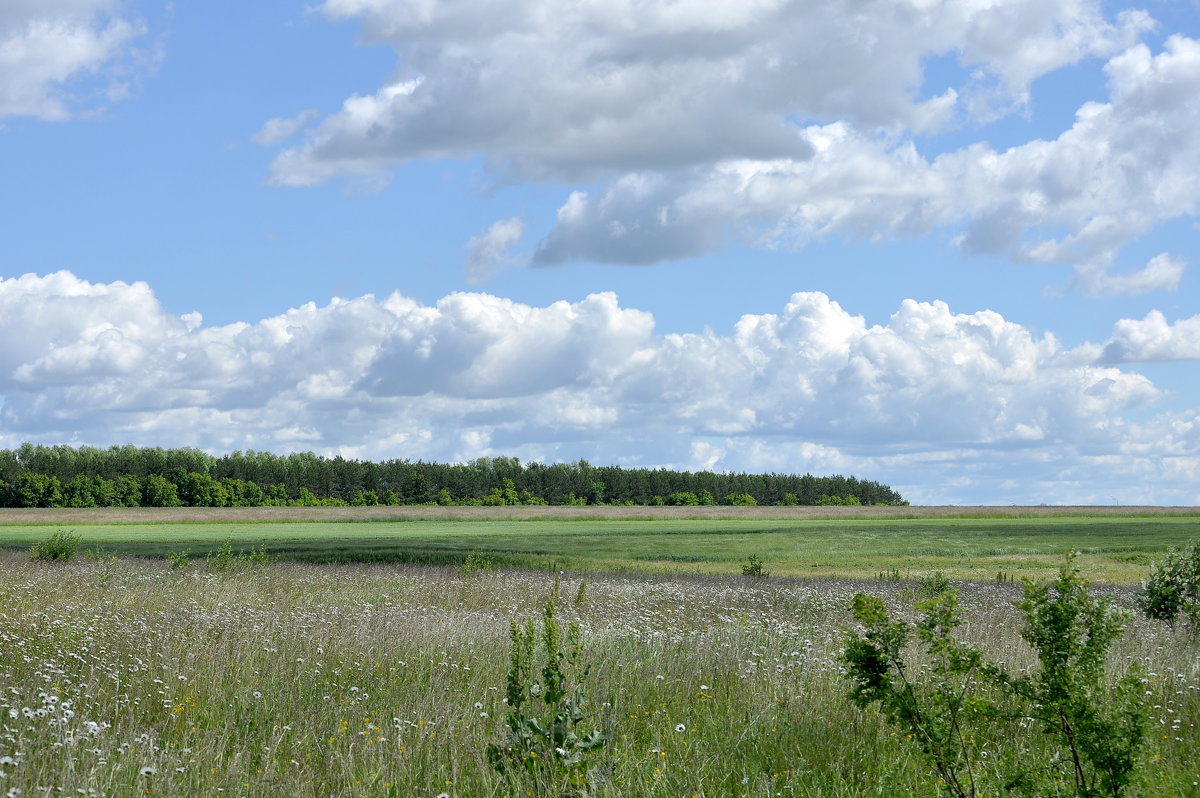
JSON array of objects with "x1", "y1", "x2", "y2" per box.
[{"x1": 0, "y1": 504, "x2": 1195, "y2": 524}]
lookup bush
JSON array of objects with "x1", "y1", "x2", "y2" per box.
[
  {"x1": 842, "y1": 554, "x2": 1148, "y2": 798},
  {"x1": 1139, "y1": 541, "x2": 1200, "y2": 628},
  {"x1": 741, "y1": 554, "x2": 769, "y2": 578},
  {"x1": 30, "y1": 529, "x2": 83, "y2": 562}
]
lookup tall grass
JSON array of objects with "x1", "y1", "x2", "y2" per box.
[{"x1": 0, "y1": 553, "x2": 1195, "y2": 796}]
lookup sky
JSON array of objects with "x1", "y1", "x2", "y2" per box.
[{"x1": 0, "y1": 0, "x2": 1198, "y2": 505}]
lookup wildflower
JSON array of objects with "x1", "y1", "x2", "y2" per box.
[
  {"x1": 139, "y1": 767, "x2": 157, "y2": 777},
  {"x1": 675, "y1": 723, "x2": 686, "y2": 732}
]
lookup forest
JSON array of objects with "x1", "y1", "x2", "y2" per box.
[{"x1": 0, "y1": 443, "x2": 905, "y2": 508}]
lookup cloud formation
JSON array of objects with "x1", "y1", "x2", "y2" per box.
[
  {"x1": 465, "y1": 218, "x2": 524, "y2": 284},
  {"x1": 273, "y1": 0, "x2": 1145, "y2": 184},
  {"x1": 0, "y1": 0, "x2": 150, "y2": 121},
  {"x1": 259, "y1": 0, "x2": 1200, "y2": 292},
  {"x1": 1101, "y1": 310, "x2": 1200, "y2": 363},
  {"x1": 1, "y1": 270, "x2": 1195, "y2": 504},
  {"x1": 535, "y1": 36, "x2": 1200, "y2": 291}
]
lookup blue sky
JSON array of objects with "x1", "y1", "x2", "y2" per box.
[{"x1": 1, "y1": 0, "x2": 1198, "y2": 504}]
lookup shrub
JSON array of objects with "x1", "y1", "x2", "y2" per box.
[
  {"x1": 741, "y1": 554, "x2": 769, "y2": 578},
  {"x1": 1138, "y1": 541, "x2": 1200, "y2": 628},
  {"x1": 30, "y1": 529, "x2": 83, "y2": 562},
  {"x1": 842, "y1": 554, "x2": 1148, "y2": 798}
]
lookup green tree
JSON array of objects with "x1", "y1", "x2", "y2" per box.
[
  {"x1": 141, "y1": 475, "x2": 182, "y2": 507},
  {"x1": 11, "y1": 472, "x2": 63, "y2": 508}
]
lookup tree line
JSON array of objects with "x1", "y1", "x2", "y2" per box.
[{"x1": 0, "y1": 444, "x2": 906, "y2": 508}]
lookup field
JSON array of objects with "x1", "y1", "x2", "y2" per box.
[
  {"x1": 1, "y1": 506, "x2": 1198, "y2": 583},
  {"x1": 2, "y1": 508, "x2": 1198, "y2": 796},
  {"x1": 1, "y1": 552, "x2": 1198, "y2": 796}
]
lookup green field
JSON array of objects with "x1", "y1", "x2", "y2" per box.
[{"x1": 3, "y1": 513, "x2": 1198, "y2": 582}]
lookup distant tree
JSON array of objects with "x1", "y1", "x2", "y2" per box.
[
  {"x1": 11, "y1": 472, "x2": 63, "y2": 508},
  {"x1": 350, "y1": 490, "x2": 379, "y2": 506},
  {"x1": 142, "y1": 475, "x2": 181, "y2": 507}
]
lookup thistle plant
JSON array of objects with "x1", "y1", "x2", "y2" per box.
[
  {"x1": 488, "y1": 592, "x2": 608, "y2": 794},
  {"x1": 205, "y1": 539, "x2": 271, "y2": 572}
]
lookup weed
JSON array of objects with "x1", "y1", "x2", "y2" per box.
[
  {"x1": 168, "y1": 549, "x2": 191, "y2": 569},
  {"x1": 205, "y1": 539, "x2": 271, "y2": 572},
  {"x1": 461, "y1": 550, "x2": 498, "y2": 577},
  {"x1": 488, "y1": 592, "x2": 608, "y2": 794}
]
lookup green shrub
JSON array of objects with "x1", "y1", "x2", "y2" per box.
[
  {"x1": 1138, "y1": 541, "x2": 1200, "y2": 628},
  {"x1": 29, "y1": 529, "x2": 83, "y2": 562},
  {"x1": 842, "y1": 554, "x2": 1148, "y2": 798},
  {"x1": 741, "y1": 554, "x2": 769, "y2": 578}
]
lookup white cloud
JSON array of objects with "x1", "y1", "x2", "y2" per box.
[
  {"x1": 534, "y1": 35, "x2": 1200, "y2": 291},
  {"x1": 1074, "y1": 253, "x2": 1186, "y2": 297},
  {"x1": 464, "y1": 217, "x2": 524, "y2": 284},
  {"x1": 0, "y1": 270, "x2": 1196, "y2": 503},
  {"x1": 269, "y1": 0, "x2": 1146, "y2": 185},
  {"x1": 0, "y1": 0, "x2": 150, "y2": 121},
  {"x1": 1101, "y1": 309, "x2": 1200, "y2": 363},
  {"x1": 260, "y1": 1, "x2": 1200, "y2": 293},
  {"x1": 252, "y1": 109, "x2": 320, "y2": 146}
]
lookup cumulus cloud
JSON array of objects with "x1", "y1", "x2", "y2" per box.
[
  {"x1": 535, "y1": 36, "x2": 1200, "y2": 291},
  {"x1": 464, "y1": 217, "x2": 524, "y2": 284},
  {"x1": 1101, "y1": 309, "x2": 1200, "y2": 363},
  {"x1": 1, "y1": 270, "x2": 1196, "y2": 503},
  {"x1": 0, "y1": 0, "x2": 151, "y2": 121},
  {"x1": 268, "y1": 0, "x2": 1145, "y2": 185},
  {"x1": 258, "y1": 1, "x2": 1200, "y2": 293}
]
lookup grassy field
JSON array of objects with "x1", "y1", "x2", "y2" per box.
[
  {"x1": 1, "y1": 508, "x2": 1198, "y2": 582},
  {"x1": 0, "y1": 553, "x2": 1196, "y2": 797}
]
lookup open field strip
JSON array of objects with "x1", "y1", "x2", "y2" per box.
[
  {"x1": 1, "y1": 553, "x2": 1198, "y2": 797},
  {"x1": 1, "y1": 508, "x2": 1198, "y2": 582}
]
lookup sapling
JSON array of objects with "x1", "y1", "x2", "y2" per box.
[{"x1": 842, "y1": 555, "x2": 1149, "y2": 798}]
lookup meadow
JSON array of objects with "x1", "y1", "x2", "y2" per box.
[
  {"x1": 2, "y1": 510, "x2": 1198, "y2": 796},
  {"x1": 0, "y1": 550, "x2": 1198, "y2": 797}
]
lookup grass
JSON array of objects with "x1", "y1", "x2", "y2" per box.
[
  {"x1": 2, "y1": 513, "x2": 1199, "y2": 582},
  {"x1": 0, "y1": 553, "x2": 1195, "y2": 797}
]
